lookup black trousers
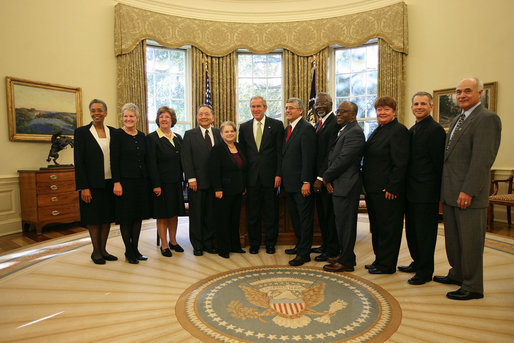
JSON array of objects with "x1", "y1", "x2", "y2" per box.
[
  {"x1": 332, "y1": 184, "x2": 361, "y2": 266},
  {"x1": 214, "y1": 193, "x2": 243, "y2": 255},
  {"x1": 405, "y1": 202, "x2": 439, "y2": 279},
  {"x1": 246, "y1": 184, "x2": 279, "y2": 248},
  {"x1": 187, "y1": 188, "x2": 215, "y2": 251},
  {"x1": 315, "y1": 188, "x2": 339, "y2": 256},
  {"x1": 286, "y1": 191, "x2": 314, "y2": 258},
  {"x1": 366, "y1": 192, "x2": 405, "y2": 271}
]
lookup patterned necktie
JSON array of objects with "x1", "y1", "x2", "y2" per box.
[
  {"x1": 315, "y1": 119, "x2": 323, "y2": 133},
  {"x1": 256, "y1": 122, "x2": 263, "y2": 151},
  {"x1": 204, "y1": 129, "x2": 212, "y2": 150},
  {"x1": 285, "y1": 125, "x2": 292, "y2": 143},
  {"x1": 447, "y1": 114, "x2": 465, "y2": 149}
]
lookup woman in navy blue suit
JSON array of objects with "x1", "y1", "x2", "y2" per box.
[
  {"x1": 74, "y1": 99, "x2": 117, "y2": 265},
  {"x1": 209, "y1": 121, "x2": 246, "y2": 258},
  {"x1": 111, "y1": 103, "x2": 152, "y2": 264},
  {"x1": 146, "y1": 106, "x2": 186, "y2": 257}
]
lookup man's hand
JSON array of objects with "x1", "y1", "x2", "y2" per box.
[
  {"x1": 274, "y1": 176, "x2": 282, "y2": 189},
  {"x1": 313, "y1": 179, "x2": 323, "y2": 193},
  {"x1": 215, "y1": 191, "x2": 223, "y2": 199},
  {"x1": 113, "y1": 182, "x2": 123, "y2": 196},
  {"x1": 81, "y1": 189, "x2": 92, "y2": 203},
  {"x1": 325, "y1": 182, "x2": 334, "y2": 194},
  {"x1": 382, "y1": 189, "x2": 397, "y2": 200},
  {"x1": 153, "y1": 187, "x2": 162, "y2": 196},
  {"x1": 189, "y1": 181, "x2": 198, "y2": 192},
  {"x1": 457, "y1": 191, "x2": 472, "y2": 209},
  {"x1": 301, "y1": 183, "x2": 311, "y2": 197}
]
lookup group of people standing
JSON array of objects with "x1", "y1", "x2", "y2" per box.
[{"x1": 75, "y1": 76, "x2": 501, "y2": 301}]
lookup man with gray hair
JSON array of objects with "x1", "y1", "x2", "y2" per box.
[
  {"x1": 398, "y1": 92, "x2": 445, "y2": 285},
  {"x1": 435, "y1": 77, "x2": 501, "y2": 300}
]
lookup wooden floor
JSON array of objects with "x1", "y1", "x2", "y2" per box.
[{"x1": 0, "y1": 216, "x2": 513, "y2": 343}]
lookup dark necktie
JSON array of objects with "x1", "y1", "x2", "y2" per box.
[
  {"x1": 447, "y1": 114, "x2": 465, "y2": 149},
  {"x1": 285, "y1": 125, "x2": 292, "y2": 143},
  {"x1": 205, "y1": 129, "x2": 212, "y2": 150}
]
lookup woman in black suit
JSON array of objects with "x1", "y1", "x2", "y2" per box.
[
  {"x1": 362, "y1": 96, "x2": 410, "y2": 274},
  {"x1": 111, "y1": 103, "x2": 151, "y2": 264},
  {"x1": 146, "y1": 106, "x2": 186, "y2": 257},
  {"x1": 74, "y1": 99, "x2": 117, "y2": 265},
  {"x1": 209, "y1": 121, "x2": 246, "y2": 258}
]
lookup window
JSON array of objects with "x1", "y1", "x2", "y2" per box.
[
  {"x1": 237, "y1": 53, "x2": 283, "y2": 124},
  {"x1": 333, "y1": 43, "x2": 378, "y2": 139},
  {"x1": 146, "y1": 44, "x2": 192, "y2": 137}
]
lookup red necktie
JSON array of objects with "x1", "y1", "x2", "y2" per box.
[
  {"x1": 316, "y1": 120, "x2": 322, "y2": 133},
  {"x1": 285, "y1": 125, "x2": 292, "y2": 143}
]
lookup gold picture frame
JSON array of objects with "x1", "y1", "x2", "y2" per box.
[
  {"x1": 433, "y1": 81, "x2": 497, "y2": 130},
  {"x1": 6, "y1": 76, "x2": 82, "y2": 142}
]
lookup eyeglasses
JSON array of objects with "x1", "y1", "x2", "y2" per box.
[{"x1": 285, "y1": 106, "x2": 299, "y2": 111}]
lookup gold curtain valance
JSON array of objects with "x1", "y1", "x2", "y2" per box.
[{"x1": 114, "y1": 2, "x2": 408, "y2": 57}]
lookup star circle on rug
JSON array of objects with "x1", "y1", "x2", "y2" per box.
[{"x1": 176, "y1": 266, "x2": 401, "y2": 342}]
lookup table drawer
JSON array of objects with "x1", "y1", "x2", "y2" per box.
[
  {"x1": 38, "y1": 203, "x2": 80, "y2": 222},
  {"x1": 36, "y1": 171, "x2": 75, "y2": 183},
  {"x1": 37, "y1": 192, "x2": 78, "y2": 207},
  {"x1": 37, "y1": 180, "x2": 76, "y2": 194}
]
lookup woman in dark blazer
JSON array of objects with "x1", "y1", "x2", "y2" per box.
[
  {"x1": 74, "y1": 99, "x2": 117, "y2": 265},
  {"x1": 362, "y1": 96, "x2": 410, "y2": 274},
  {"x1": 111, "y1": 103, "x2": 151, "y2": 264},
  {"x1": 146, "y1": 106, "x2": 186, "y2": 257},
  {"x1": 209, "y1": 121, "x2": 246, "y2": 258}
]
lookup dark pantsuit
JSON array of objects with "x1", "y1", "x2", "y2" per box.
[
  {"x1": 286, "y1": 191, "x2": 314, "y2": 258},
  {"x1": 366, "y1": 193, "x2": 405, "y2": 271},
  {"x1": 246, "y1": 185, "x2": 278, "y2": 248},
  {"x1": 215, "y1": 193, "x2": 243, "y2": 255},
  {"x1": 332, "y1": 185, "x2": 360, "y2": 266},
  {"x1": 405, "y1": 202, "x2": 439, "y2": 279},
  {"x1": 187, "y1": 188, "x2": 215, "y2": 251},
  {"x1": 315, "y1": 190, "x2": 339, "y2": 256},
  {"x1": 442, "y1": 204, "x2": 487, "y2": 293}
]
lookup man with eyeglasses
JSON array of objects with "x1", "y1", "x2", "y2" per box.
[
  {"x1": 311, "y1": 93, "x2": 341, "y2": 262},
  {"x1": 321, "y1": 101, "x2": 365, "y2": 272},
  {"x1": 282, "y1": 98, "x2": 316, "y2": 266}
]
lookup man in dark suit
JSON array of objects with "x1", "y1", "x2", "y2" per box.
[
  {"x1": 181, "y1": 104, "x2": 222, "y2": 256},
  {"x1": 238, "y1": 96, "x2": 283, "y2": 254},
  {"x1": 435, "y1": 77, "x2": 501, "y2": 300},
  {"x1": 399, "y1": 92, "x2": 446, "y2": 285},
  {"x1": 282, "y1": 98, "x2": 316, "y2": 266},
  {"x1": 321, "y1": 101, "x2": 365, "y2": 272},
  {"x1": 311, "y1": 93, "x2": 340, "y2": 262}
]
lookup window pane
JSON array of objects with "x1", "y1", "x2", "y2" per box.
[
  {"x1": 351, "y1": 47, "x2": 366, "y2": 72},
  {"x1": 173, "y1": 100, "x2": 185, "y2": 121},
  {"x1": 358, "y1": 119, "x2": 379, "y2": 140},
  {"x1": 336, "y1": 75, "x2": 350, "y2": 97},
  {"x1": 239, "y1": 101, "x2": 252, "y2": 122},
  {"x1": 267, "y1": 55, "x2": 282, "y2": 76},
  {"x1": 238, "y1": 78, "x2": 253, "y2": 100},
  {"x1": 366, "y1": 71, "x2": 378, "y2": 95},
  {"x1": 267, "y1": 78, "x2": 282, "y2": 100},
  {"x1": 351, "y1": 73, "x2": 366, "y2": 96},
  {"x1": 267, "y1": 100, "x2": 283, "y2": 120},
  {"x1": 367, "y1": 45, "x2": 378, "y2": 69},
  {"x1": 335, "y1": 49, "x2": 351, "y2": 74},
  {"x1": 238, "y1": 55, "x2": 252, "y2": 77},
  {"x1": 252, "y1": 55, "x2": 267, "y2": 76}
]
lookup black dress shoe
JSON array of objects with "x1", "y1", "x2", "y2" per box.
[
  {"x1": 193, "y1": 249, "x2": 203, "y2": 256},
  {"x1": 365, "y1": 263, "x2": 376, "y2": 270},
  {"x1": 169, "y1": 243, "x2": 184, "y2": 252},
  {"x1": 285, "y1": 248, "x2": 297, "y2": 255},
  {"x1": 368, "y1": 268, "x2": 395, "y2": 274},
  {"x1": 218, "y1": 252, "x2": 230, "y2": 258},
  {"x1": 289, "y1": 255, "x2": 310, "y2": 266},
  {"x1": 398, "y1": 264, "x2": 416, "y2": 273},
  {"x1": 249, "y1": 247, "x2": 259, "y2": 254},
  {"x1": 314, "y1": 253, "x2": 329, "y2": 262},
  {"x1": 323, "y1": 262, "x2": 354, "y2": 272},
  {"x1": 160, "y1": 248, "x2": 172, "y2": 257},
  {"x1": 102, "y1": 253, "x2": 118, "y2": 261},
  {"x1": 204, "y1": 248, "x2": 217, "y2": 254},
  {"x1": 408, "y1": 275, "x2": 430, "y2": 285},
  {"x1": 446, "y1": 288, "x2": 483, "y2": 300},
  {"x1": 231, "y1": 248, "x2": 246, "y2": 253},
  {"x1": 136, "y1": 254, "x2": 148, "y2": 261},
  {"x1": 125, "y1": 253, "x2": 139, "y2": 264},
  {"x1": 311, "y1": 247, "x2": 324, "y2": 253},
  {"x1": 433, "y1": 275, "x2": 462, "y2": 286},
  {"x1": 266, "y1": 246, "x2": 275, "y2": 254},
  {"x1": 91, "y1": 253, "x2": 106, "y2": 265}
]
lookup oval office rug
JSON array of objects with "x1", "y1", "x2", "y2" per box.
[{"x1": 176, "y1": 266, "x2": 401, "y2": 342}]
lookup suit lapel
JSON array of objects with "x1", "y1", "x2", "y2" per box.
[{"x1": 445, "y1": 105, "x2": 481, "y2": 158}]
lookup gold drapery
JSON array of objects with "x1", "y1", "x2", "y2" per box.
[
  {"x1": 191, "y1": 47, "x2": 237, "y2": 127},
  {"x1": 116, "y1": 40, "x2": 148, "y2": 132},
  {"x1": 283, "y1": 48, "x2": 329, "y2": 119},
  {"x1": 378, "y1": 38, "x2": 406, "y2": 124},
  {"x1": 114, "y1": 3, "x2": 408, "y2": 57}
]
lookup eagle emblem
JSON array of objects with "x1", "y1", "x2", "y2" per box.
[{"x1": 227, "y1": 277, "x2": 347, "y2": 328}]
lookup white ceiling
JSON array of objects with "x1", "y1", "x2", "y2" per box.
[{"x1": 116, "y1": 0, "x2": 401, "y2": 22}]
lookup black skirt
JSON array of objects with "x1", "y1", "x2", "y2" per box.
[
  {"x1": 114, "y1": 177, "x2": 152, "y2": 224},
  {"x1": 79, "y1": 179, "x2": 115, "y2": 226},
  {"x1": 152, "y1": 182, "x2": 186, "y2": 218}
]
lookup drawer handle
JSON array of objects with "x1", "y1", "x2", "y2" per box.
[
  {"x1": 50, "y1": 175, "x2": 58, "y2": 180},
  {"x1": 50, "y1": 185, "x2": 58, "y2": 190},
  {"x1": 51, "y1": 197, "x2": 58, "y2": 202},
  {"x1": 51, "y1": 210, "x2": 60, "y2": 216}
]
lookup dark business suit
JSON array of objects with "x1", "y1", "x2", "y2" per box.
[
  {"x1": 441, "y1": 104, "x2": 501, "y2": 293},
  {"x1": 238, "y1": 116, "x2": 283, "y2": 249},
  {"x1": 181, "y1": 126, "x2": 222, "y2": 251},
  {"x1": 282, "y1": 118, "x2": 316, "y2": 258},
  {"x1": 209, "y1": 142, "x2": 246, "y2": 255},
  {"x1": 405, "y1": 116, "x2": 446, "y2": 280},
  {"x1": 322, "y1": 121, "x2": 365, "y2": 267},
  {"x1": 362, "y1": 118, "x2": 409, "y2": 272},
  {"x1": 314, "y1": 112, "x2": 340, "y2": 256}
]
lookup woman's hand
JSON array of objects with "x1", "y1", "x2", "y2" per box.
[
  {"x1": 153, "y1": 187, "x2": 162, "y2": 196},
  {"x1": 215, "y1": 191, "x2": 223, "y2": 199},
  {"x1": 113, "y1": 182, "x2": 123, "y2": 196},
  {"x1": 81, "y1": 189, "x2": 92, "y2": 203}
]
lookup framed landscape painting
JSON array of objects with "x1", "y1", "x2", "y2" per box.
[
  {"x1": 6, "y1": 77, "x2": 82, "y2": 142},
  {"x1": 433, "y1": 81, "x2": 497, "y2": 130}
]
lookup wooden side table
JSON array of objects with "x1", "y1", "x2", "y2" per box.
[{"x1": 18, "y1": 169, "x2": 80, "y2": 234}]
